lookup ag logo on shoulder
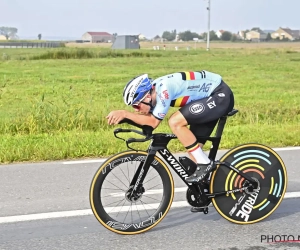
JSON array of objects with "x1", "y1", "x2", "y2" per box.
[{"x1": 189, "y1": 103, "x2": 205, "y2": 115}]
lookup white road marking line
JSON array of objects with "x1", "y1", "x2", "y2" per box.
[
  {"x1": 273, "y1": 147, "x2": 300, "y2": 151},
  {"x1": 0, "y1": 192, "x2": 300, "y2": 224},
  {"x1": 62, "y1": 147, "x2": 300, "y2": 165},
  {"x1": 63, "y1": 159, "x2": 106, "y2": 164},
  {"x1": 283, "y1": 192, "x2": 300, "y2": 198},
  {"x1": 110, "y1": 187, "x2": 187, "y2": 197}
]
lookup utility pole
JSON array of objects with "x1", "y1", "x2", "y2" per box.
[{"x1": 206, "y1": 0, "x2": 211, "y2": 51}]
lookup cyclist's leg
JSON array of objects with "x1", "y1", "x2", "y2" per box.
[
  {"x1": 169, "y1": 80, "x2": 234, "y2": 161},
  {"x1": 168, "y1": 111, "x2": 209, "y2": 164},
  {"x1": 172, "y1": 81, "x2": 234, "y2": 183},
  {"x1": 190, "y1": 119, "x2": 218, "y2": 145}
]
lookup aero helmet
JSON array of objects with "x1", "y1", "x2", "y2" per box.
[{"x1": 123, "y1": 74, "x2": 152, "y2": 105}]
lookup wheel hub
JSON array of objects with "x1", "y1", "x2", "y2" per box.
[
  {"x1": 125, "y1": 185, "x2": 145, "y2": 202},
  {"x1": 243, "y1": 177, "x2": 260, "y2": 195}
]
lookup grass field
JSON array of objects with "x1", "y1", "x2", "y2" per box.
[
  {"x1": 0, "y1": 42, "x2": 299, "y2": 163},
  {"x1": 67, "y1": 40, "x2": 300, "y2": 50}
]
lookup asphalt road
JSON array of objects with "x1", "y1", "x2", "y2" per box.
[{"x1": 0, "y1": 147, "x2": 300, "y2": 250}]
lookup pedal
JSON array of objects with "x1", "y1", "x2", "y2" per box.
[{"x1": 190, "y1": 206, "x2": 209, "y2": 214}]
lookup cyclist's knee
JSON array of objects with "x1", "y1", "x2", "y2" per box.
[{"x1": 168, "y1": 112, "x2": 187, "y2": 129}]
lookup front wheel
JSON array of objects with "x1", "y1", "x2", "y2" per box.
[
  {"x1": 90, "y1": 150, "x2": 174, "y2": 234},
  {"x1": 210, "y1": 143, "x2": 287, "y2": 224}
]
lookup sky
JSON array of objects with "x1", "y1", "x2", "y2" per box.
[{"x1": 0, "y1": 0, "x2": 299, "y2": 40}]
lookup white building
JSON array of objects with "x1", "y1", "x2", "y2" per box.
[
  {"x1": 216, "y1": 30, "x2": 224, "y2": 39},
  {"x1": 81, "y1": 32, "x2": 114, "y2": 43}
]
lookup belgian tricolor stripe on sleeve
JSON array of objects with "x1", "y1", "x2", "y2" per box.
[
  {"x1": 170, "y1": 96, "x2": 189, "y2": 107},
  {"x1": 180, "y1": 71, "x2": 195, "y2": 80}
]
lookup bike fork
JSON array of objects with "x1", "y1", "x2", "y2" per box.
[{"x1": 127, "y1": 152, "x2": 156, "y2": 198}]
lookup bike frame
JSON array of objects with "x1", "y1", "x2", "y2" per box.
[{"x1": 114, "y1": 109, "x2": 257, "y2": 199}]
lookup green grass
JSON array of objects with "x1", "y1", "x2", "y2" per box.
[{"x1": 0, "y1": 47, "x2": 299, "y2": 163}]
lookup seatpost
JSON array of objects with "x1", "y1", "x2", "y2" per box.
[
  {"x1": 207, "y1": 116, "x2": 228, "y2": 161},
  {"x1": 214, "y1": 116, "x2": 228, "y2": 138}
]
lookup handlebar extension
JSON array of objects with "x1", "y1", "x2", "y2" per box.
[{"x1": 113, "y1": 118, "x2": 154, "y2": 149}]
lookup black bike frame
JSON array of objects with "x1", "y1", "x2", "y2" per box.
[{"x1": 114, "y1": 110, "x2": 257, "y2": 199}]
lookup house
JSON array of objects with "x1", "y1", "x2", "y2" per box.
[
  {"x1": 0, "y1": 35, "x2": 7, "y2": 40},
  {"x1": 81, "y1": 32, "x2": 114, "y2": 43},
  {"x1": 263, "y1": 30, "x2": 275, "y2": 35},
  {"x1": 216, "y1": 30, "x2": 224, "y2": 39},
  {"x1": 245, "y1": 30, "x2": 267, "y2": 42},
  {"x1": 271, "y1": 27, "x2": 300, "y2": 40},
  {"x1": 138, "y1": 34, "x2": 147, "y2": 40},
  {"x1": 152, "y1": 35, "x2": 163, "y2": 42},
  {"x1": 237, "y1": 31, "x2": 246, "y2": 40}
]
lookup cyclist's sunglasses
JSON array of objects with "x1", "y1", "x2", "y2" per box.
[
  {"x1": 132, "y1": 101, "x2": 150, "y2": 110},
  {"x1": 132, "y1": 92, "x2": 150, "y2": 110}
]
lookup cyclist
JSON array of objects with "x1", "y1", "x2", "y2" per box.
[{"x1": 106, "y1": 70, "x2": 234, "y2": 185}]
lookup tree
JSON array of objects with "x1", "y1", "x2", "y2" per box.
[
  {"x1": 243, "y1": 29, "x2": 249, "y2": 40},
  {"x1": 202, "y1": 31, "x2": 218, "y2": 41},
  {"x1": 221, "y1": 31, "x2": 232, "y2": 41},
  {"x1": 162, "y1": 30, "x2": 176, "y2": 41},
  {"x1": 38, "y1": 34, "x2": 42, "y2": 40},
  {"x1": 266, "y1": 33, "x2": 272, "y2": 41},
  {"x1": 178, "y1": 30, "x2": 201, "y2": 41},
  {"x1": 231, "y1": 34, "x2": 237, "y2": 42},
  {"x1": 210, "y1": 31, "x2": 219, "y2": 40},
  {"x1": 0, "y1": 27, "x2": 18, "y2": 40}
]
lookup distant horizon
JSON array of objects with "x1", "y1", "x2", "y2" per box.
[
  {"x1": 1, "y1": 0, "x2": 299, "y2": 40},
  {"x1": 15, "y1": 26, "x2": 295, "y2": 41},
  {"x1": 14, "y1": 25, "x2": 300, "y2": 40}
]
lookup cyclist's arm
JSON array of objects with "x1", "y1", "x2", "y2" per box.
[
  {"x1": 124, "y1": 112, "x2": 161, "y2": 128},
  {"x1": 122, "y1": 82, "x2": 172, "y2": 128}
]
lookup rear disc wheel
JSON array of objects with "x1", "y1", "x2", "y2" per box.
[{"x1": 210, "y1": 143, "x2": 287, "y2": 224}]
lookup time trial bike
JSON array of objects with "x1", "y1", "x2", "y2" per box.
[{"x1": 89, "y1": 109, "x2": 287, "y2": 235}]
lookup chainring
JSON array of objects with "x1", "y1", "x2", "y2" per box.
[{"x1": 186, "y1": 186, "x2": 209, "y2": 207}]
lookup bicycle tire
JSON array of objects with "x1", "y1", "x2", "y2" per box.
[
  {"x1": 90, "y1": 150, "x2": 174, "y2": 234},
  {"x1": 210, "y1": 143, "x2": 287, "y2": 224}
]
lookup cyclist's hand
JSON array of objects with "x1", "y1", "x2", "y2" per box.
[{"x1": 106, "y1": 110, "x2": 126, "y2": 125}]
